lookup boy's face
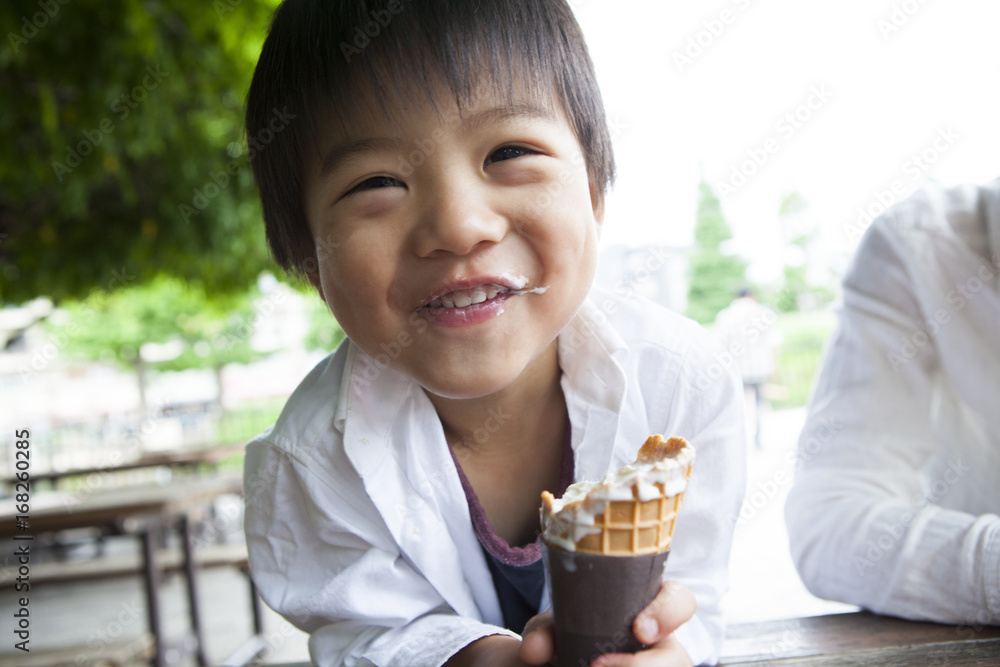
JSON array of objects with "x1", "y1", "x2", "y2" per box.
[{"x1": 303, "y1": 86, "x2": 604, "y2": 400}]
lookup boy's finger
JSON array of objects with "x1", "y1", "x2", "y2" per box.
[
  {"x1": 633, "y1": 581, "x2": 697, "y2": 645},
  {"x1": 591, "y1": 634, "x2": 693, "y2": 667},
  {"x1": 520, "y1": 612, "x2": 556, "y2": 665},
  {"x1": 522, "y1": 610, "x2": 552, "y2": 636}
]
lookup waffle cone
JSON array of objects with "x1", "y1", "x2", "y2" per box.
[
  {"x1": 573, "y1": 467, "x2": 691, "y2": 555},
  {"x1": 541, "y1": 435, "x2": 694, "y2": 555}
]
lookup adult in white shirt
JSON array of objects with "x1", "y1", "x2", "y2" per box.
[
  {"x1": 714, "y1": 288, "x2": 781, "y2": 447},
  {"x1": 785, "y1": 180, "x2": 1000, "y2": 628}
]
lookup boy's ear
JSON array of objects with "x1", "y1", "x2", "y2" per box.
[
  {"x1": 305, "y1": 257, "x2": 327, "y2": 304},
  {"x1": 590, "y1": 181, "x2": 606, "y2": 236}
]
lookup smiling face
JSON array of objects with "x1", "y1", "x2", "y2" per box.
[{"x1": 302, "y1": 87, "x2": 604, "y2": 400}]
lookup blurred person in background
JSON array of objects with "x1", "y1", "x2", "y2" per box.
[
  {"x1": 786, "y1": 180, "x2": 1000, "y2": 628},
  {"x1": 714, "y1": 288, "x2": 781, "y2": 448}
]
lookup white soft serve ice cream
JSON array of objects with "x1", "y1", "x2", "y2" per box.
[{"x1": 540, "y1": 435, "x2": 695, "y2": 553}]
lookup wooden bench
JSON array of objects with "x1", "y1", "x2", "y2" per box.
[
  {"x1": 3, "y1": 543, "x2": 267, "y2": 667},
  {"x1": 721, "y1": 610, "x2": 1000, "y2": 666},
  {"x1": 18, "y1": 543, "x2": 250, "y2": 585},
  {"x1": 0, "y1": 635, "x2": 153, "y2": 667},
  {"x1": 0, "y1": 474, "x2": 251, "y2": 667},
  {"x1": 0, "y1": 443, "x2": 246, "y2": 492}
]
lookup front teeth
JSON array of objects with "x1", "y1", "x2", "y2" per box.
[{"x1": 430, "y1": 285, "x2": 503, "y2": 308}]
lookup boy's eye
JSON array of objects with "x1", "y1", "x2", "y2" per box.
[
  {"x1": 484, "y1": 145, "x2": 537, "y2": 166},
  {"x1": 345, "y1": 175, "x2": 404, "y2": 196}
]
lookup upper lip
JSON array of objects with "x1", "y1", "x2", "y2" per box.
[{"x1": 418, "y1": 276, "x2": 522, "y2": 308}]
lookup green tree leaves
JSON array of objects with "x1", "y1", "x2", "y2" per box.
[
  {"x1": 48, "y1": 274, "x2": 267, "y2": 413},
  {"x1": 685, "y1": 181, "x2": 747, "y2": 324},
  {"x1": 0, "y1": 0, "x2": 280, "y2": 304}
]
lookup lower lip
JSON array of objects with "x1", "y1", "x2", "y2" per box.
[{"x1": 417, "y1": 292, "x2": 515, "y2": 327}]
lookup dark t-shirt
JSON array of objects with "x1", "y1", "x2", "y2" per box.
[{"x1": 450, "y1": 423, "x2": 575, "y2": 634}]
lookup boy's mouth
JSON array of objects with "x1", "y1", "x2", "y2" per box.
[
  {"x1": 416, "y1": 277, "x2": 550, "y2": 327},
  {"x1": 420, "y1": 278, "x2": 550, "y2": 310},
  {"x1": 425, "y1": 284, "x2": 508, "y2": 309}
]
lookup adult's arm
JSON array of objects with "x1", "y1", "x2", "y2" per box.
[{"x1": 785, "y1": 216, "x2": 1000, "y2": 626}]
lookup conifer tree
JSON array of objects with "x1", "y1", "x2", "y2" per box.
[{"x1": 685, "y1": 181, "x2": 747, "y2": 324}]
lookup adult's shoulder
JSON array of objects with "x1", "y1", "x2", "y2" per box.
[
  {"x1": 848, "y1": 178, "x2": 1000, "y2": 289},
  {"x1": 864, "y1": 179, "x2": 999, "y2": 254}
]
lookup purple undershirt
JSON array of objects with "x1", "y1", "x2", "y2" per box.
[{"x1": 448, "y1": 419, "x2": 574, "y2": 632}]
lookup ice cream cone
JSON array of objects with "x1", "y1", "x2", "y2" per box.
[
  {"x1": 540, "y1": 435, "x2": 694, "y2": 555},
  {"x1": 539, "y1": 435, "x2": 695, "y2": 665}
]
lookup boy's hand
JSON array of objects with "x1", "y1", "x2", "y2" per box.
[
  {"x1": 520, "y1": 611, "x2": 556, "y2": 664},
  {"x1": 590, "y1": 581, "x2": 697, "y2": 667},
  {"x1": 444, "y1": 614, "x2": 555, "y2": 667},
  {"x1": 449, "y1": 581, "x2": 694, "y2": 667},
  {"x1": 520, "y1": 582, "x2": 696, "y2": 667}
]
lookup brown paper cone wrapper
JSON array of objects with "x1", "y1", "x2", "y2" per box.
[{"x1": 542, "y1": 541, "x2": 669, "y2": 666}]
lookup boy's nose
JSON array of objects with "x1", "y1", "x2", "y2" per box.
[{"x1": 413, "y1": 187, "x2": 509, "y2": 257}]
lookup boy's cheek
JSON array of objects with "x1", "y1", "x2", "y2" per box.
[{"x1": 407, "y1": 311, "x2": 428, "y2": 334}]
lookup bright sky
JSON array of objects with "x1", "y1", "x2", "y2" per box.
[{"x1": 573, "y1": 0, "x2": 1000, "y2": 283}]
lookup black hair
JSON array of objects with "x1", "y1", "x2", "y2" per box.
[{"x1": 245, "y1": 0, "x2": 616, "y2": 278}]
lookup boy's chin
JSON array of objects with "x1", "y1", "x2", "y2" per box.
[
  {"x1": 418, "y1": 375, "x2": 516, "y2": 402},
  {"x1": 412, "y1": 343, "x2": 559, "y2": 402},
  {"x1": 414, "y1": 362, "x2": 531, "y2": 402}
]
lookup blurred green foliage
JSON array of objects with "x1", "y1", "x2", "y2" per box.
[
  {"x1": 0, "y1": 0, "x2": 280, "y2": 305},
  {"x1": 771, "y1": 309, "x2": 836, "y2": 408},
  {"x1": 51, "y1": 274, "x2": 256, "y2": 366},
  {"x1": 685, "y1": 181, "x2": 747, "y2": 324},
  {"x1": 215, "y1": 395, "x2": 287, "y2": 447},
  {"x1": 774, "y1": 191, "x2": 835, "y2": 312},
  {"x1": 303, "y1": 292, "x2": 346, "y2": 353},
  {"x1": 49, "y1": 274, "x2": 266, "y2": 410}
]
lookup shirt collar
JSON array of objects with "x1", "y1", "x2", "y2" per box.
[
  {"x1": 557, "y1": 295, "x2": 629, "y2": 415},
  {"x1": 334, "y1": 342, "x2": 417, "y2": 475},
  {"x1": 557, "y1": 293, "x2": 630, "y2": 482}
]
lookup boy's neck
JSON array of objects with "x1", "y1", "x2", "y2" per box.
[
  {"x1": 429, "y1": 341, "x2": 567, "y2": 547},
  {"x1": 427, "y1": 342, "x2": 565, "y2": 458}
]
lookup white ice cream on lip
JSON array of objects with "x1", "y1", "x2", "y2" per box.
[
  {"x1": 498, "y1": 272, "x2": 529, "y2": 290},
  {"x1": 540, "y1": 435, "x2": 695, "y2": 553},
  {"x1": 511, "y1": 285, "x2": 549, "y2": 295},
  {"x1": 498, "y1": 272, "x2": 550, "y2": 296}
]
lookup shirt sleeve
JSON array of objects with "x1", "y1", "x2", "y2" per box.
[
  {"x1": 243, "y1": 438, "x2": 517, "y2": 667},
  {"x1": 662, "y1": 327, "x2": 748, "y2": 666},
  {"x1": 784, "y1": 217, "x2": 1000, "y2": 625}
]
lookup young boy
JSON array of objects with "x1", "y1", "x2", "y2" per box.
[{"x1": 242, "y1": 1, "x2": 746, "y2": 665}]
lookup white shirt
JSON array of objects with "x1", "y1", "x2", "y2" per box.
[
  {"x1": 244, "y1": 289, "x2": 747, "y2": 666},
  {"x1": 785, "y1": 180, "x2": 1000, "y2": 626}
]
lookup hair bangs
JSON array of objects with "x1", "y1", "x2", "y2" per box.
[
  {"x1": 306, "y1": 2, "x2": 564, "y2": 153},
  {"x1": 247, "y1": 0, "x2": 614, "y2": 277}
]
